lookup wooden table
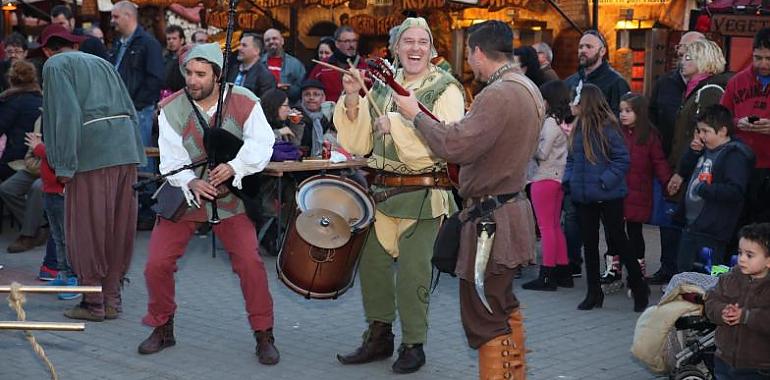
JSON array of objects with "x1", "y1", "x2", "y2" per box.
[{"x1": 263, "y1": 157, "x2": 368, "y2": 176}]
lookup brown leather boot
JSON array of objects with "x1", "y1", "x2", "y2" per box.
[
  {"x1": 138, "y1": 316, "x2": 175, "y2": 355},
  {"x1": 337, "y1": 321, "x2": 394, "y2": 364},
  {"x1": 478, "y1": 334, "x2": 524, "y2": 380},
  {"x1": 7, "y1": 235, "x2": 38, "y2": 253},
  {"x1": 506, "y1": 309, "x2": 527, "y2": 379},
  {"x1": 254, "y1": 329, "x2": 280, "y2": 365}
]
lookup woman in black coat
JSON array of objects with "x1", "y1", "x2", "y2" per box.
[{"x1": 0, "y1": 60, "x2": 43, "y2": 181}]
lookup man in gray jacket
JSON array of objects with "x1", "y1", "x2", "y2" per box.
[{"x1": 261, "y1": 28, "x2": 305, "y2": 103}]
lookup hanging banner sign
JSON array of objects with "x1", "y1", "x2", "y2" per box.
[
  {"x1": 349, "y1": 14, "x2": 404, "y2": 36},
  {"x1": 711, "y1": 14, "x2": 770, "y2": 37},
  {"x1": 304, "y1": 0, "x2": 348, "y2": 6},
  {"x1": 405, "y1": 0, "x2": 533, "y2": 10},
  {"x1": 597, "y1": 0, "x2": 668, "y2": 3},
  {"x1": 207, "y1": 10, "x2": 265, "y2": 30},
  {"x1": 254, "y1": 0, "x2": 295, "y2": 7},
  {"x1": 133, "y1": 0, "x2": 215, "y2": 7}
]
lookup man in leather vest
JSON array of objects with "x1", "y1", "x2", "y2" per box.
[{"x1": 138, "y1": 43, "x2": 280, "y2": 365}]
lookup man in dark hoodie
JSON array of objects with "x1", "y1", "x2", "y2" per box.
[
  {"x1": 562, "y1": 30, "x2": 631, "y2": 282},
  {"x1": 564, "y1": 30, "x2": 630, "y2": 115},
  {"x1": 669, "y1": 105, "x2": 755, "y2": 273},
  {"x1": 306, "y1": 25, "x2": 368, "y2": 102}
]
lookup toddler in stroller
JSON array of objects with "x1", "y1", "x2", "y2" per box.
[{"x1": 632, "y1": 272, "x2": 719, "y2": 379}]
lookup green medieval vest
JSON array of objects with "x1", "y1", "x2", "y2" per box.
[{"x1": 366, "y1": 66, "x2": 463, "y2": 219}]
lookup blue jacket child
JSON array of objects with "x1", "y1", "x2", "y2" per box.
[{"x1": 563, "y1": 122, "x2": 630, "y2": 203}]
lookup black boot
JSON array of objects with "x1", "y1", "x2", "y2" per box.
[
  {"x1": 631, "y1": 282, "x2": 651, "y2": 312},
  {"x1": 521, "y1": 266, "x2": 557, "y2": 291},
  {"x1": 554, "y1": 265, "x2": 574, "y2": 288},
  {"x1": 392, "y1": 343, "x2": 426, "y2": 374},
  {"x1": 577, "y1": 287, "x2": 604, "y2": 310},
  {"x1": 337, "y1": 321, "x2": 395, "y2": 364}
]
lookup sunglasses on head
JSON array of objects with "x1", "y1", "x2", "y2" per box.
[{"x1": 582, "y1": 30, "x2": 607, "y2": 49}]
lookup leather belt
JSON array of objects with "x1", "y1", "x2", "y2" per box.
[
  {"x1": 373, "y1": 173, "x2": 452, "y2": 189},
  {"x1": 463, "y1": 192, "x2": 522, "y2": 210}
]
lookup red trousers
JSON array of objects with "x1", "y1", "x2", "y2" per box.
[{"x1": 142, "y1": 213, "x2": 274, "y2": 331}]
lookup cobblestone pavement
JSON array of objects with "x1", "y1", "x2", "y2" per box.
[{"x1": 0, "y1": 225, "x2": 668, "y2": 380}]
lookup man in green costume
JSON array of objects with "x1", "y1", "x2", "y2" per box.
[{"x1": 333, "y1": 17, "x2": 465, "y2": 374}]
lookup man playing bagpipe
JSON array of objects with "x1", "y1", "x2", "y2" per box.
[{"x1": 138, "y1": 43, "x2": 280, "y2": 365}]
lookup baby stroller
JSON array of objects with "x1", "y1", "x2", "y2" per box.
[
  {"x1": 665, "y1": 296, "x2": 716, "y2": 379},
  {"x1": 632, "y1": 272, "x2": 719, "y2": 380}
]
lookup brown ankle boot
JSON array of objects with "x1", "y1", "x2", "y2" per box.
[
  {"x1": 138, "y1": 316, "x2": 175, "y2": 355},
  {"x1": 506, "y1": 309, "x2": 527, "y2": 379},
  {"x1": 254, "y1": 329, "x2": 280, "y2": 365},
  {"x1": 7, "y1": 235, "x2": 38, "y2": 253},
  {"x1": 337, "y1": 321, "x2": 394, "y2": 364}
]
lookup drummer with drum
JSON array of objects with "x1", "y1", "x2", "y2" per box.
[
  {"x1": 333, "y1": 17, "x2": 465, "y2": 374},
  {"x1": 137, "y1": 43, "x2": 280, "y2": 365}
]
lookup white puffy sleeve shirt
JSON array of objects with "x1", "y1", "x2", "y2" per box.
[{"x1": 157, "y1": 101, "x2": 275, "y2": 205}]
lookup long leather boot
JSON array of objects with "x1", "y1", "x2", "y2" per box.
[
  {"x1": 478, "y1": 334, "x2": 521, "y2": 380},
  {"x1": 506, "y1": 309, "x2": 527, "y2": 379},
  {"x1": 337, "y1": 321, "x2": 394, "y2": 364},
  {"x1": 138, "y1": 315, "x2": 176, "y2": 354}
]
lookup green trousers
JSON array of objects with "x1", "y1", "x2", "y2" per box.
[{"x1": 358, "y1": 217, "x2": 441, "y2": 344}]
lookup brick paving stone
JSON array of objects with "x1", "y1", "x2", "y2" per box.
[{"x1": 0, "y1": 225, "x2": 671, "y2": 379}]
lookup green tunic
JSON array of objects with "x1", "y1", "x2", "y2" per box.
[{"x1": 42, "y1": 51, "x2": 146, "y2": 177}]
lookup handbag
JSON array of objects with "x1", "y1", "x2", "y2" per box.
[
  {"x1": 432, "y1": 211, "x2": 464, "y2": 275},
  {"x1": 432, "y1": 191, "x2": 520, "y2": 275},
  {"x1": 649, "y1": 179, "x2": 679, "y2": 227},
  {"x1": 151, "y1": 180, "x2": 189, "y2": 221},
  {"x1": 271, "y1": 141, "x2": 302, "y2": 162}
]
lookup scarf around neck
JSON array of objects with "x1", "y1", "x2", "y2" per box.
[
  {"x1": 301, "y1": 103, "x2": 325, "y2": 156},
  {"x1": 685, "y1": 72, "x2": 711, "y2": 99}
]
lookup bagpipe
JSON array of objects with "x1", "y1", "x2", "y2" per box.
[{"x1": 133, "y1": 0, "x2": 263, "y2": 224}]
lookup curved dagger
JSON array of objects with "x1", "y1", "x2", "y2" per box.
[{"x1": 474, "y1": 219, "x2": 496, "y2": 314}]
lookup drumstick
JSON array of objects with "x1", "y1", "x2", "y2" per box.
[
  {"x1": 312, "y1": 59, "x2": 352, "y2": 75},
  {"x1": 347, "y1": 59, "x2": 384, "y2": 118}
]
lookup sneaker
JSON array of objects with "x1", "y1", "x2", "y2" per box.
[
  {"x1": 47, "y1": 272, "x2": 69, "y2": 286},
  {"x1": 57, "y1": 276, "x2": 81, "y2": 301},
  {"x1": 38, "y1": 265, "x2": 59, "y2": 281}
]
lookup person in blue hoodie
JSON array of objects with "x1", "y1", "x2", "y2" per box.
[
  {"x1": 563, "y1": 82, "x2": 649, "y2": 312},
  {"x1": 667, "y1": 104, "x2": 755, "y2": 273}
]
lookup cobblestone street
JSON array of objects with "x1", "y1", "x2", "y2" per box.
[{"x1": 1, "y1": 226, "x2": 666, "y2": 380}]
